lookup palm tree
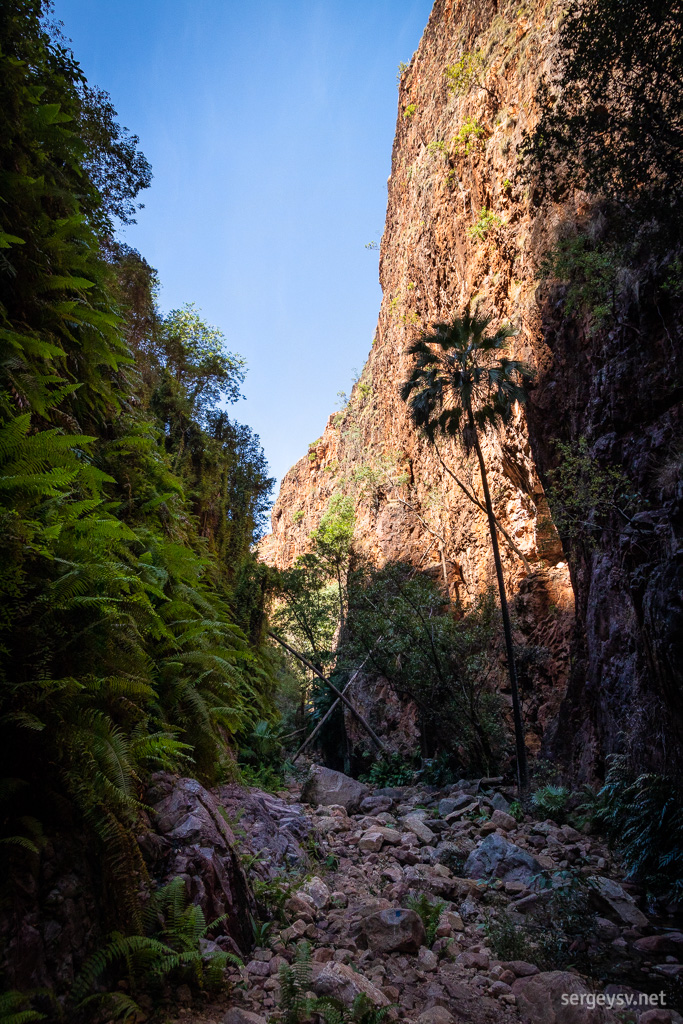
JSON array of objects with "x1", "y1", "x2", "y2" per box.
[{"x1": 400, "y1": 310, "x2": 533, "y2": 792}]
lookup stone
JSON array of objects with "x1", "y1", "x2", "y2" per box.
[
  {"x1": 491, "y1": 792, "x2": 512, "y2": 813},
  {"x1": 512, "y1": 971, "x2": 615, "y2": 1022},
  {"x1": 281, "y1": 919, "x2": 308, "y2": 943},
  {"x1": 456, "y1": 949, "x2": 490, "y2": 970},
  {"x1": 403, "y1": 815, "x2": 436, "y2": 844},
  {"x1": 639, "y1": 1011, "x2": 673, "y2": 1023},
  {"x1": 633, "y1": 933, "x2": 683, "y2": 954},
  {"x1": 500, "y1": 960, "x2": 540, "y2": 977},
  {"x1": 360, "y1": 795, "x2": 393, "y2": 814},
  {"x1": 438, "y1": 796, "x2": 471, "y2": 817},
  {"x1": 416, "y1": 1007, "x2": 454, "y2": 1024},
  {"x1": 224, "y1": 1010, "x2": 268, "y2": 1024},
  {"x1": 490, "y1": 809, "x2": 518, "y2": 832},
  {"x1": 463, "y1": 834, "x2": 543, "y2": 886},
  {"x1": 301, "y1": 766, "x2": 368, "y2": 813},
  {"x1": 300, "y1": 877, "x2": 330, "y2": 910},
  {"x1": 284, "y1": 894, "x2": 315, "y2": 922},
  {"x1": 312, "y1": 962, "x2": 390, "y2": 1007},
  {"x1": 439, "y1": 910, "x2": 464, "y2": 933},
  {"x1": 359, "y1": 829, "x2": 384, "y2": 853},
  {"x1": 362, "y1": 907, "x2": 426, "y2": 953},
  {"x1": 418, "y1": 946, "x2": 439, "y2": 970},
  {"x1": 246, "y1": 960, "x2": 271, "y2": 977},
  {"x1": 595, "y1": 917, "x2": 620, "y2": 941},
  {"x1": 588, "y1": 876, "x2": 649, "y2": 928}
]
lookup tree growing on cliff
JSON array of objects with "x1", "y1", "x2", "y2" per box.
[{"x1": 400, "y1": 311, "x2": 533, "y2": 792}]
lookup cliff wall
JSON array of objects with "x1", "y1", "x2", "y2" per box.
[{"x1": 261, "y1": 0, "x2": 683, "y2": 777}]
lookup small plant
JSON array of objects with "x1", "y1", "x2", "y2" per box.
[
  {"x1": 468, "y1": 208, "x2": 501, "y2": 240},
  {"x1": 279, "y1": 942, "x2": 314, "y2": 1024},
  {"x1": 484, "y1": 911, "x2": 536, "y2": 962},
  {"x1": 0, "y1": 991, "x2": 45, "y2": 1023},
  {"x1": 444, "y1": 169, "x2": 458, "y2": 188},
  {"x1": 509, "y1": 800, "x2": 524, "y2": 821},
  {"x1": 444, "y1": 51, "x2": 486, "y2": 94},
  {"x1": 364, "y1": 240, "x2": 378, "y2": 250},
  {"x1": 428, "y1": 139, "x2": 447, "y2": 156},
  {"x1": 453, "y1": 117, "x2": 485, "y2": 154},
  {"x1": 396, "y1": 61, "x2": 409, "y2": 83},
  {"x1": 403, "y1": 103, "x2": 417, "y2": 119},
  {"x1": 502, "y1": 177, "x2": 512, "y2": 192},
  {"x1": 406, "y1": 892, "x2": 446, "y2": 945},
  {"x1": 252, "y1": 874, "x2": 292, "y2": 923},
  {"x1": 532, "y1": 785, "x2": 571, "y2": 823},
  {"x1": 292, "y1": 509, "x2": 305, "y2": 523}
]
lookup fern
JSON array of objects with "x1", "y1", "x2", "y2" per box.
[{"x1": 279, "y1": 941, "x2": 314, "y2": 1024}]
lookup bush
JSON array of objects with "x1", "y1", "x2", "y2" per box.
[
  {"x1": 531, "y1": 785, "x2": 571, "y2": 823},
  {"x1": 360, "y1": 752, "x2": 416, "y2": 787},
  {"x1": 406, "y1": 893, "x2": 446, "y2": 945}
]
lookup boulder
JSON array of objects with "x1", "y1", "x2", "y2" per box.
[
  {"x1": 359, "y1": 829, "x2": 384, "y2": 853},
  {"x1": 588, "y1": 876, "x2": 649, "y2": 928},
  {"x1": 491, "y1": 792, "x2": 512, "y2": 813},
  {"x1": 301, "y1": 766, "x2": 368, "y2": 812},
  {"x1": 224, "y1": 1011, "x2": 267, "y2": 1024},
  {"x1": 463, "y1": 833, "x2": 543, "y2": 886},
  {"x1": 362, "y1": 907, "x2": 426, "y2": 953},
  {"x1": 360, "y1": 794, "x2": 393, "y2": 814},
  {"x1": 416, "y1": 1008, "x2": 454, "y2": 1024},
  {"x1": 512, "y1": 971, "x2": 617, "y2": 1022},
  {"x1": 438, "y1": 794, "x2": 472, "y2": 816},
  {"x1": 312, "y1": 961, "x2": 390, "y2": 1007}
]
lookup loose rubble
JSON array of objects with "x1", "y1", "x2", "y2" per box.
[{"x1": 167, "y1": 769, "x2": 683, "y2": 1024}]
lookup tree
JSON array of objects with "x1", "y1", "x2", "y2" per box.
[
  {"x1": 310, "y1": 493, "x2": 356, "y2": 635},
  {"x1": 400, "y1": 311, "x2": 533, "y2": 792}
]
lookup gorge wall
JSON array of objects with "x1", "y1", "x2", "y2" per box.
[{"x1": 261, "y1": 0, "x2": 683, "y2": 778}]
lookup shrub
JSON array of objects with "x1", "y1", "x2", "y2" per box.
[
  {"x1": 453, "y1": 117, "x2": 485, "y2": 154},
  {"x1": 531, "y1": 785, "x2": 571, "y2": 823},
  {"x1": 444, "y1": 52, "x2": 486, "y2": 94},
  {"x1": 468, "y1": 208, "x2": 501, "y2": 240},
  {"x1": 360, "y1": 752, "x2": 416, "y2": 787},
  {"x1": 537, "y1": 233, "x2": 622, "y2": 331}
]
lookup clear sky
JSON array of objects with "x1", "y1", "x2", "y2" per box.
[{"x1": 50, "y1": 0, "x2": 434, "y2": 488}]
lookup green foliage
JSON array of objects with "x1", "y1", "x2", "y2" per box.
[
  {"x1": 531, "y1": 785, "x2": 571, "y2": 823},
  {"x1": 360, "y1": 752, "x2": 416, "y2": 787},
  {"x1": 508, "y1": 800, "x2": 524, "y2": 822},
  {"x1": 74, "y1": 877, "x2": 241, "y2": 1014},
  {"x1": 396, "y1": 61, "x2": 409, "y2": 83},
  {"x1": 278, "y1": 941, "x2": 314, "y2": 1024},
  {"x1": 546, "y1": 437, "x2": 639, "y2": 546},
  {"x1": 0, "y1": 991, "x2": 45, "y2": 1024},
  {"x1": 537, "y1": 233, "x2": 622, "y2": 330},
  {"x1": 428, "y1": 140, "x2": 447, "y2": 157},
  {"x1": 0, "y1": 0, "x2": 278, "y2": 992},
  {"x1": 453, "y1": 118, "x2": 485, "y2": 155},
  {"x1": 596, "y1": 755, "x2": 683, "y2": 901},
  {"x1": 468, "y1": 208, "x2": 501, "y2": 240},
  {"x1": 444, "y1": 52, "x2": 486, "y2": 94},
  {"x1": 406, "y1": 893, "x2": 446, "y2": 945},
  {"x1": 340, "y1": 564, "x2": 507, "y2": 774},
  {"x1": 403, "y1": 104, "x2": 417, "y2": 119}
]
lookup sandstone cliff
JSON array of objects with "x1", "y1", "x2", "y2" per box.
[{"x1": 261, "y1": 0, "x2": 683, "y2": 778}]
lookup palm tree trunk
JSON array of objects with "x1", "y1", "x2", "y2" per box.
[{"x1": 468, "y1": 408, "x2": 529, "y2": 794}]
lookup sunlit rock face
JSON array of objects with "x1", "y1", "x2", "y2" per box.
[{"x1": 262, "y1": 0, "x2": 683, "y2": 776}]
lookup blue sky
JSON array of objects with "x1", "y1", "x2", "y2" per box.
[{"x1": 51, "y1": 0, "x2": 434, "y2": 487}]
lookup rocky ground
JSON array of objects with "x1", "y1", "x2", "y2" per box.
[{"x1": 162, "y1": 767, "x2": 683, "y2": 1024}]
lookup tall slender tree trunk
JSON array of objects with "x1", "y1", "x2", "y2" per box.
[{"x1": 468, "y1": 407, "x2": 529, "y2": 794}]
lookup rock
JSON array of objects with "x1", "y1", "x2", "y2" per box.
[
  {"x1": 595, "y1": 917, "x2": 620, "y2": 941},
  {"x1": 417, "y1": 946, "x2": 438, "y2": 971},
  {"x1": 500, "y1": 960, "x2": 540, "y2": 977},
  {"x1": 146, "y1": 774, "x2": 256, "y2": 953},
  {"x1": 633, "y1": 933, "x2": 683, "y2": 954},
  {"x1": 380, "y1": 865, "x2": 403, "y2": 884},
  {"x1": 639, "y1": 1011, "x2": 673, "y2": 1023},
  {"x1": 281, "y1": 919, "x2": 308, "y2": 943},
  {"x1": 224, "y1": 1010, "x2": 268, "y2": 1024},
  {"x1": 490, "y1": 980, "x2": 513, "y2": 997},
  {"x1": 438, "y1": 795, "x2": 471, "y2": 816},
  {"x1": 301, "y1": 766, "x2": 368, "y2": 813},
  {"x1": 463, "y1": 833, "x2": 543, "y2": 886},
  {"x1": 359, "y1": 829, "x2": 384, "y2": 853},
  {"x1": 217, "y1": 782, "x2": 310, "y2": 872},
  {"x1": 313, "y1": 961, "x2": 390, "y2": 1007},
  {"x1": 438, "y1": 910, "x2": 464, "y2": 934},
  {"x1": 360, "y1": 795, "x2": 393, "y2": 815},
  {"x1": 512, "y1": 971, "x2": 616, "y2": 1022},
  {"x1": 490, "y1": 809, "x2": 518, "y2": 832},
  {"x1": 403, "y1": 815, "x2": 436, "y2": 844},
  {"x1": 246, "y1": 959, "x2": 271, "y2": 977},
  {"x1": 284, "y1": 894, "x2": 315, "y2": 922},
  {"x1": 456, "y1": 949, "x2": 490, "y2": 970},
  {"x1": 362, "y1": 907, "x2": 426, "y2": 953},
  {"x1": 300, "y1": 877, "x2": 330, "y2": 910},
  {"x1": 416, "y1": 1008, "x2": 454, "y2": 1024},
  {"x1": 491, "y1": 792, "x2": 512, "y2": 813},
  {"x1": 588, "y1": 876, "x2": 649, "y2": 928}
]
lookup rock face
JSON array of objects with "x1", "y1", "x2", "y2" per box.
[
  {"x1": 144, "y1": 774, "x2": 257, "y2": 953},
  {"x1": 301, "y1": 765, "x2": 368, "y2": 812},
  {"x1": 512, "y1": 971, "x2": 617, "y2": 1023},
  {"x1": 260, "y1": 0, "x2": 683, "y2": 776}
]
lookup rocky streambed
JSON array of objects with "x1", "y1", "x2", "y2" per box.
[{"x1": 156, "y1": 766, "x2": 682, "y2": 1024}]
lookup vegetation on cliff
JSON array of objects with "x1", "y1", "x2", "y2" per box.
[{"x1": 0, "y1": 0, "x2": 277, "y2": 1002}]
